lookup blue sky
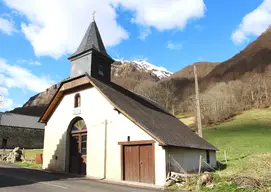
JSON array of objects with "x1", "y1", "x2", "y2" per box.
[{"x1": 0, "y1": 0, "x2": 269, "y2": 111}]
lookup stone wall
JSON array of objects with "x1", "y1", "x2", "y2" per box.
[{"x1": 0, "y1": 126, "x2": 44, "y2": 149}]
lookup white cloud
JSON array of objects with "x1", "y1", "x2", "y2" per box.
[
  {"x1": 0, "y1": 87, "x2": 9, "y2": 96},
  {"x1": 167, "y1": 41, "x2": 182, "y2": 50},
  {"x1": 0, "y1": 86, "x2": 13, "y2": 110},
  {"x1": 3, "y1": 0, "x2": 129, "y2": 59},
  {"x1": 0, "y1": 17, "x2": 16, "y2": 35},
  {"x1": 0, "y1": 97, "x2": 14, "y2": 111},
  {"x1": 0, "y1": 57, "x2": 54, "y2": 111},
  {"x1": 232, "y1": 0, "x2": 271, "y2": 44},
  {"x1": 3, "y1": 0, "x2": 206, "y2": 58},
  {"x1": 138, "y1": 27, "x2": 151, "y2": 40},
  {"x1": 113, "y1": 0, "x2": 206, "y2": 31},
  {"x1": 0, "y1": 58, "x2": 55, "y2": 93},
  {"x1": 17, "y1": 59, "x2": 41, "y2": 66}
]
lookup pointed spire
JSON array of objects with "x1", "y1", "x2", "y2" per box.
[{"x1": 68, "y1": 20, "x2": 111, "y2": 59}]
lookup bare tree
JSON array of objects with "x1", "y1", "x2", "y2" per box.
[
  {"x1": 134, "y1": 79, "x2": 179, "y2": 112},
  {"x1": 0, "y1": 92, "x2": 3, "y2": 107}
]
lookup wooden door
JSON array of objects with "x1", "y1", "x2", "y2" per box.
[
  {"x1": 123, "y1": 145, "x2": 140, "y2": 182},
  {"x1": 139, "y1": 144, "x2": 154, "y2": 183},
  {"x1": 123, "y1": 143, "x2": 154, "y2": 184},
  {"x1": 70, "y1": 134, "x2": 80, "y2": 174},
  {"x1": 69, "y1": 133, "x2": 87, "y2": 175}
]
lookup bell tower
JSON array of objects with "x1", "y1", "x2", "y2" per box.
[{"x1": 68, "y1": 16, "x2": 114, "y2": 82}]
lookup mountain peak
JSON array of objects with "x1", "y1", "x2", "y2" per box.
[{"x1": 114, "y1": 59, "x2": 172, "y2": 79}]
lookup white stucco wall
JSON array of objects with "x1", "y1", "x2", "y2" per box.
[
  {"x1": 43, "y1": 87, "x2": 167, "y2": 185},
  {"x1": 166, "y1": 147, "x2": 216, "y2": 173}
]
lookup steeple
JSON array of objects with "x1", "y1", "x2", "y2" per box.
[
  {"x1": 68, "y1": 18, "x2": 114, "y2": 82},
  {"x1": 68, "y1": 21, "x2": 111, "y2": 60}
]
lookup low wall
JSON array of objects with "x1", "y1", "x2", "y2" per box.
[{"x1": 0, "y1": 126, "x2": 44, "y2": 149}]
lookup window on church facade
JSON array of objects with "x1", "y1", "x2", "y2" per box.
[
  {"x1": 98, "y1": 64, "x2": 104, "y2": 76},
  {"x1": 74, "y1": 93, "x2": 81, "y2": 108}
]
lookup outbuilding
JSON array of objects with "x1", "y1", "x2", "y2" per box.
[{"x1": 0, "y1": 112, "x2": 44, "y2": 149}]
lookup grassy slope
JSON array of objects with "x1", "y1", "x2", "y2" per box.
[
  {"x1": 204, "y1": 109, "x2": 271, "y2": 159},
  {"x1": 203, "y1": 108, "x2": 271, "y2": 189}
]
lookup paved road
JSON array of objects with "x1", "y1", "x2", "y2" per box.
[{"x1": 0, "y1": 163, "x2": 164, "y2": 192}]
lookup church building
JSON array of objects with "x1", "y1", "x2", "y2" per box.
[{"x1": 39, "y1": 18, "x2": 217, "y2": 186}]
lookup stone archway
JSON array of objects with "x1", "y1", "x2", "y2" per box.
[{"x1": 69, "y1": 118, "x2": 87, "y2": 175}]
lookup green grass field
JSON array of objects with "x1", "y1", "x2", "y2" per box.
[
  {"x1": 10, "y1": 149, "x2": 43, "y2": 169},
  {"x1": 0, "y1": 149, "x2": 43, "y2": 169},
  {"x1": 204, "y1": 109, "x2": 271, "y2": 160},
  {"x1": 19, "y1": 149, "x2": 43, "y2": 169},
  {"x1": 202, "y1": 108, "x2": 271, "y2": 191},
  {"x1": 23, "y1": 149, "x2": 43, "y2": 161}
]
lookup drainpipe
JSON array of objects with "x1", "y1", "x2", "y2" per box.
[{"x1": 103, "y1": 119, "x2": 107, "y2": 179}]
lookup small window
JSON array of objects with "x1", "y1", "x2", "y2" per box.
[
  {"x1": 98, "y1": 64, "x2": 104, "y2": 76},
  {"x1": 2, "y1": 138, "x2": 7, "y2": 149},
  {"x1": 206, "y1": 150, "x2": 210, "y2": 164},
  {"x1": 81, "y1": 135, "x2": 87, "y2": 155},
  {"x1": 74, "y1": 93, "x2": 81, "y2": 108}
]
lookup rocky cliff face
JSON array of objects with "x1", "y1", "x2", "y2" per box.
[{"x1": 22, "y1": 83, "x2": 61, "y2": 108}]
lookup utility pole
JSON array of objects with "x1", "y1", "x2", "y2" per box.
[{"x1": 194, "y1": 66, "x2": 202, "y2": 138}]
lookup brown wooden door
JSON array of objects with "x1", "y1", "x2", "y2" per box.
[
  {"x1": 69, "y1": 133, "x2": 87, "y2": 175},
  {"x1": 139, "y1": 144, "x2": 154, "y2": 183},
  {"x1": 124, "y1": 145, "x2": 140, "y2": 182},
  {"x1": 123, "y1": 144, "x2": 154, "y2": 184},
  {"x1": 70, "y1": 135, "x2": 80, "y2": 174}
]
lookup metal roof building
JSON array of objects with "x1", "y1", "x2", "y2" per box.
[
  {"x1": 0, "y1": 112, "x2": 44, "y2": 129},
  {"x1": 0, "y1": 112, "x2": 44, "y2": 149}
]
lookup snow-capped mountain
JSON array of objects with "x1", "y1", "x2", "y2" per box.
[{"x1": 115, "y1": 59, "x2": 172, "y2": 79}]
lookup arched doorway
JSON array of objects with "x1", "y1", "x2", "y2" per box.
[{"x1": 69, "y1": 118, "x2": 87, "y2": 175}]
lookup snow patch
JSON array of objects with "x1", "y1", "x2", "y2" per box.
[{"x1": 115, "y1": 59, "x2": 172, "y2": 79}]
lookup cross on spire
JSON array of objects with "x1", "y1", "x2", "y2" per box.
[
  {"x1": 92, "y1": 10, "x2": 96, "y2": 21},
  {"x1": 68, "y1": 13, "x2": 112, "y2": 60}
]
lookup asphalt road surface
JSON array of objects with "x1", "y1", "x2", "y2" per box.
[{"x1": 0, "y1": 163, "x2": 166, "y2": 192}]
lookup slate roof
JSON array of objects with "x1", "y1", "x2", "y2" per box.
[
  {"x1": 68, "y1": 21, "x2": 111, "y2": 59},
  {"x1": 87, "y1": 75, "x2": 217, "y2": 151},
  {"x1": 0, "y1": 112, "x2": 44, "y2": 129}
]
